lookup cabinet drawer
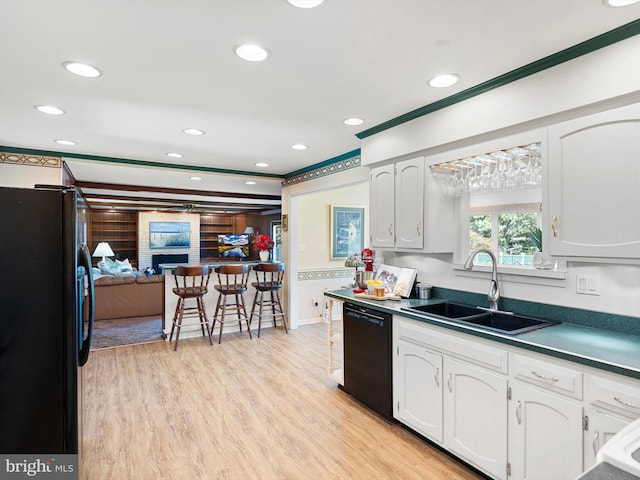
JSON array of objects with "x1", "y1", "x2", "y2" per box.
[
  {"x1": 587, "y1": 374, "x2": 640, "y2": 420},
  {"x1": 511, "y1": 352, "x2": 583, "y2": 400},
  {"x1": 396, "y1": 317, "x2": 507, "y2": 374}
]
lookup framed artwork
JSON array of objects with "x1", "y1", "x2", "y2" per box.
[
  {"x1": 149, "y1": 222, "x2": 191, "y2": 249},
  {"x1": 331, "y1": 205, "x2": 364, "y2": 259}
]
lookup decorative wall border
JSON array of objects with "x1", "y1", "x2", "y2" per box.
[
  {"x1": 0, "y1": 151, "x2": 61, "y2": 168},
  {"x1": 283, "y1": 153, "x2": 361, "y2": 187},
  {"x1": 298, "y1": 268, "x2": 355, "y2": 281}
]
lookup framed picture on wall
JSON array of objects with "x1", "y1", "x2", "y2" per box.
[
  {"x1": 330, "y1": 205, "x2": 364, "y2": 259},
  {"x1": 149, "y1": 221, "x2": 191, "y2": 249}
]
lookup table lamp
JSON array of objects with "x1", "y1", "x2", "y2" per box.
[{"x1": 92, "y1": 242, "x2": 115, "y2": 264}]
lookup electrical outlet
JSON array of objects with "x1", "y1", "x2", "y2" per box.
[{"x1": 313, "y1": 298, "x2": 319, "y2": 307}]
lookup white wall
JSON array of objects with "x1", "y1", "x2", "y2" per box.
[
  {"x1": 0, "y1": 162, "x2": 61, "y2": 187},
  {"x1": 295, "y1": 182, "x2": 369, "y2": 324},
  {"x1": 282, "y1": 164, "x2": 370, "y2": 327},
  {"x1": 359, "y1": 34, "x2": 640, "y2": 320}
]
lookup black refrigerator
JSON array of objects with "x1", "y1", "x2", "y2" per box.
[{"x1": 0, "y1": 186, "x2": 94, "y2": 460}]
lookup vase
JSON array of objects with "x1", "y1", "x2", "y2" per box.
[{"x1": 259, "y1": 250, "x2": 270, "y2": 262}]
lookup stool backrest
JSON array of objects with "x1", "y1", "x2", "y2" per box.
[
  {"x1": 173, "y1": 265, "x2": 211, "y2": 291},
  {"x1": 253, "y1": 262, "x2": 285, "y2": 289},
  {"x1": 215, "y1": 264, "x2": 249, "y2": 288}
]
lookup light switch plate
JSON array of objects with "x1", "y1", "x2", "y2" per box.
[{"x1": 576, "y1": 274, "x2": 600, "y2": 295}]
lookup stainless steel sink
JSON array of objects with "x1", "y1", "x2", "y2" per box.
[{"x1": 401, "y1": 301, "x2": 560, "y2": 335}]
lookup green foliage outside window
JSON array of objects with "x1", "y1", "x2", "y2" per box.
[{"x1": 470, "y1": 211, "x2": 540, "y2": 265}]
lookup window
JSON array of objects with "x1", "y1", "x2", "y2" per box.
[
  {"x1": 429, "y1": 136, "x2": 545, "y2": 271},
  {"x1": 470, "y1": 207, "x2": 541, "y2": 267}
]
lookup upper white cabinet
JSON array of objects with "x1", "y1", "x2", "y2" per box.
[
  {"x1": 369, "y1": 156, "x2": 453, "y2": 252},
  {"x1": 395, "y1": 158, "x2": 424, "y2": 248},
  {"x1": 369, "y1": 163, "x2": 395, "y2": 248},
  {"x1": 547, "y1": 102, "x2": 640, "y2": 260}
]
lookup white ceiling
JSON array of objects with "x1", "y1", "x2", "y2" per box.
[{"x1": 1, "y1": 0, "x2": 639, "y2": 211}]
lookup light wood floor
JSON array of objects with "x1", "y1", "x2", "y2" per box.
[{"x1": 82, "y1": 323, "x2": 485, "y2": 480}]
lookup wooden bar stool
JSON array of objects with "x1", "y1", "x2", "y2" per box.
[
  {"x1": 169, "y1": 265, "x2": 213, "y2": 351},
  {"x1": 211, "y1": 264, "x2": 252, "y2": 343},
  {"x1": 249, "y1": 262, "x2": 288, "y2": 337}
]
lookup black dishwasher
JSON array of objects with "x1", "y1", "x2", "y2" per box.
[{"x1": 342, "y1": 302, "x2": 393, "y2": 419}]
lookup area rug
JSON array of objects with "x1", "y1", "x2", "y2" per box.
[{"x1": 91, "y1": 316, "x2": 164, "y2": 350}]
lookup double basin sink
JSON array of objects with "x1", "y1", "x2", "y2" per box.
[{"x1": 401, "y1": 301, "x2": 560, "y2": 335}]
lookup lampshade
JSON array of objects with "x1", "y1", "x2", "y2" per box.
[
  {"x1": 244, "y1": 227, "x2": 255, "y2": 234},
  {"x1": 92, "y1": 242, "x2": 114, "y2": 264}
]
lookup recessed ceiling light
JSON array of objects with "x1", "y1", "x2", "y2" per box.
[
  {"x1": 344, "y1": 117, "x2": 365, "y2": 126},
  {"x1": 189, "y1": 176, "x2": 202, "y2": 181},
  {"x1": 35, "y1": 105, "x2": 65, "y2": 115},
  {"x1": 55, "y1": 139, "x2": 76, "y2": 146},
  {"x1": 255, "y1": 162, "x2": 269, "y2": 168},
  {"x1": 291, "y1": 144, "x2": 308, "y2": 150},
  {"x1": 603, "y1": 0, "x2": 640, "y2": 5},
  {"x1": 235, "y1": 44, "x2": 270, "y2": 62},
  {"x1": 166, "y1": 152, "x2": 183, "y2": 158},
  {"x1": 63, "y1": 61, "x2": 102, "y2": 78},
  {"x1": 286, "y1": 0, "x2": 325, "y2": 8},
  {"x1": 245, "y1": 181, "x2": 256, "y2": 185},
  {"x1": 183, "y1": 128, "x2": 205, "y2": 136},
  {"x1": 428, "y1": 73, "x2": 460, "y2": 88}
]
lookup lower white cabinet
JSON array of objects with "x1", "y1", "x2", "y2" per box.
[
  {"x1": 394, "y1": 317, "x2": 509, "y2": 479},
  {"x1": 444, "y1": 357, "x2": 507, "y2": 480},
  {"x1": 582, "y1": 372, "x2": 640, "y2": 469},
  {"x1": 508, "y1": 381, "x2": 583, "y2": 480},
  {"x1": 393, "y1": 314, "x2": 640, "y2": 480},
  {"x1": 395, "y1": 340, "x2": 443, "y2": 442},
  {"x1": 583, "y1": 407, "x2": 631, "y2": 469}
]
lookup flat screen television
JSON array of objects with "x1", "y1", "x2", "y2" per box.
[{"x1": 218, "y1": 234, "x2": 250, "y2": 258}]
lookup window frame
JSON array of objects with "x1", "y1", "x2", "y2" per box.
[{"x1": 426, "y1": 129, "x2": 567, "y2": 284}]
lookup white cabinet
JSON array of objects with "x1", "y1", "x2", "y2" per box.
[
  {"x1": 394, "y1": 340, "x2": 443, "y2": 442},
  {"x1": 583, "y1": 372, "x2": 640, "y2": 469},
  {"x1": 394, "y1": 316, "x2": 507, "y2": 479},
  {"x1": 326, "y1": 297, "x2": 344, "y2": 385},
  {"x1": 508, "y1": 352, "x2": 584, "y2": 480},
  {"x1": 444, "y1": 358, "x2": 507, "y2": 480},
  {"x1": 369, "y1": 156, "x2": 452, "y2": 252},
  {"x1": 583, "y1": 407, "x2": 630, "y2": 468},
  {"x1": 508, "y1": 381, "x2": 583, "y2": 480},
  {"x1": 547, "y1": 102, "x2": 640, "y2": 260},
  {"x1": 369, "y1": 164, "x2": 395, "y2": 247},
  {"x1": 395, "y1": 158, "x2": 424, "y2": 248}
]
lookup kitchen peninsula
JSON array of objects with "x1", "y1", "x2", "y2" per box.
[{"x1": 159, "y1": 261, "x2": 275, "y2": 340}]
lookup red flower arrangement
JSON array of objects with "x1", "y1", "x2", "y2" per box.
[{"x1": 254, "y1": 234, "x2": 274, "y2": 252}]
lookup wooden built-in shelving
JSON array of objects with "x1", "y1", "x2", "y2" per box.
[
  {"x1": 200, "y1": 214, "x2": 234, "y2": 262},
  {"x1": 90, "y1": 211, "x2": 138, "y2": 268}
]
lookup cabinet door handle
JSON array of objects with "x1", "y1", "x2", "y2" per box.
[
  {"x1": 435, "y1": 368, "x2": 440, "y2": 388},
  {"x1": 593, "y1": 430, "x2": 600, "y2": 456},
  {"x1": 416, "y1": 221, "x2": 422, "y2": 237},
  {"x1": 516, "y1": 401, "x2": 522, "y2": 425},
  {"x1": 531, "y1": 370, "x2": 559, "y2": 382},
  {"x1": 552, "y1": 215, "x2": 558, "y2": 238},
  {"x1": 388, "y1": 223, "x2": 393, "y2": 235},
  {"x1": 614, "y1": 396, "x2": 640, "y2": 409},
  {"x1": 447, "y1": 372, "x2": 453, "y2": 393}
]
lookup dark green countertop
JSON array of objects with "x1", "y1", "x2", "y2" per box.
[{"x1": 325, "y1": 289, "x2": 640, "y2": 380}]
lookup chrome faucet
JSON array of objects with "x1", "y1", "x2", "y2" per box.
[{"x1": 464, "y1": 248, "x2": 500, "y2": 310}]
